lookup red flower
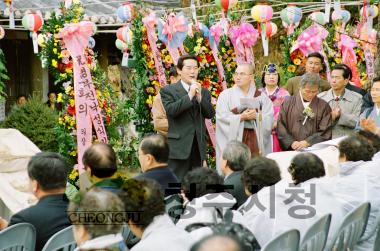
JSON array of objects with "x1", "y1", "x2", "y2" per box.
[
  {"x1": 205, "y1": 54, "x2": 214, "y2": 63},
  {"x1": 203, "y1": 79, "x2": 211, "y2": 89},
  {"x1": 106, "y1": 116, "x2": 111, "y2": 124},
  {"x1": 103, "y1": 100, "x2": 107, "y2": 109},
  {"x1": 67, "y1": 105, "x2": 75, "y2": 116},
  {"x1": 196, "y1": 56, "x2": 202, "y2": 62}
]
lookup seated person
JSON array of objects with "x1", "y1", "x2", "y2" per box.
[
  {"x1": 332, "y1": 135, "x2": 379, "y2": 251},
  {"x1": 119, "y1": 178, "x2": 193, "y2": 251},
  {"x1": 177, "y1": 168, "x2": 243, "y2": 232},
  {"x1": 190, "y1": 234, "x2": 244, "y2": 251},
  {"x1": 82, "y1": 143, "x2": 124, "y2": 192},
  {"x1": 69, "y1": 187, "x2": 126, "y2": 251},
  {"x1": 277, "y1": 73, "x2": 332, "y2": 150},
  {"x1": 221, "y1": 140, "x2": 251, "y2": 208},
  {"x1": 135, "y1": 134, "x2": 179, "y2": 197},
  {"x1": 357, "y1": 130, "x2": 380, "y2": 161},
  {"x1": 45, "y1": 91, "x2": 62, "y2": 111},
  {"x1": 0, "y1": 152, "x2": 71, "y2": 250},
  {"x1": 360, "y1": 77, "x2": 380, "y2": 136},
  {"x1": 337, "y1": 64, "x2": 367, "y2": 97},
  {"x1": 247, "y1": 153, "x2": 345, "y2": 248},
  {"x1": 318, "y1": 64, "x2": 362, "y2": 138},
  {"x1": 238, "y1": 157, "x2": 281, "y2": 220}
]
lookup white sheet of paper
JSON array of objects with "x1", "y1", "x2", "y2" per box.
[{"x1": 240, "y1": 97, "x2": 261, "y2": 110}]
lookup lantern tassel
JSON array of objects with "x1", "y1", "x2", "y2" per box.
[
  {"x1": 9, "y1": 1, "x2": 15, "y2": 29},
  {"x1": 32, "y1": 32, "x2": 39, "y2": 54},
  {"x1": 122, "y1": 51, "x2": 129, "y2": 67}
]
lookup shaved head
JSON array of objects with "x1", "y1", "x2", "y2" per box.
[
  {"x1": 236, "y1": 64, "x2": 255, "y2": 75},
  {"x1": 83, "y1": 143, "x2": 117, "y2": 178}
]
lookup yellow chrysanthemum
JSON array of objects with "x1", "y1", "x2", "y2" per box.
[
  {"x1": 57, "y1": 93, "x2": 63, "y2": 103},
  {"x1": 142, "y1": 44, "x2": 148, "y2": 50},
  {"x1": 65, "y1": 68, "x2": 73, "y2": 74},
  {"x1": 64, "y1": 115, "x2": 70, "y2": 121},
  {"x1": 146, "y1": 95, "x2": 153, "y2": 105},
  {"x1": 52, "y1": 59, "x2": 58, "y2": 68},
  {"x1": 60, "y1": 73, "x2": 67, "y2": 78},
  {"x1": 70, "y1": 120, "x2": 75, "y2": 127},
  {"x1": 196, "y1": 38, "x2": 203, "y2": 44},
  {"x1": 293, "y1": 58, "x2": 301, "y2": 65},
  {"x1": 69, "y1": 99, "x2": 75, "y2": 107},
  {"x1": 334, "y1": 58, "x2": 342, "y2": 64},
  {"x1": 287, "y1": 65, "x2": 296, "y2": 73},
  {"x1": 164, "y1": 55, "x2": 172, "y2": 64},
  {"x1": 69, "y1": 150, "x2": 77, "y2": 157}
]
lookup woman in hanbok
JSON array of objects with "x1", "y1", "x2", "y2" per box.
[{"x1": 260, "y1": 64, "x2": 290, "y2": 152}]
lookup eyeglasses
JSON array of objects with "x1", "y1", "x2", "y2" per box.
[
  {"x1": 233, "y1": 72, "x2": 252, "y2": 77},
  {"x1": 263, "y1": 63, "x2": 277, "y2": 74}
]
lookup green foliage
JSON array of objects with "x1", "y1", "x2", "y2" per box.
[
  {"x1": 131, "y1": 13, "x2": 154, "y2": 135},
  {"x1": 0, "y1": 48, "x2": 9, "y2": 100},
  {"x1": 1, "y1": 96, "x2": 59, "y2": 152}
]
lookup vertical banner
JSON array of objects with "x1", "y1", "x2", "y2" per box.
[{"x1": 58, "y1": 21, "x2": 108, "y2": 173}]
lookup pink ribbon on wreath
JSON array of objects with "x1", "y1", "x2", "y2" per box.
[
  {"x1": 291, "y1": 24, "x2": 331, "y2": 81},
  {"x1": 340, "y1": 34, "x2": 360, "y2": 87},
  {"x1": 209, "y1": 23, "x2": 227, "y2": 90},
  {"x1": 159, "y1": 13, "x2": 188, "y2": 65},
  {"x1": 142, "y1": 12, "x2": 167, "y2": 87},
  {"x1": 229, "y1": 23, "x2": 259, "y2": 65},
  {"x1": 57, "y1": 21, "x2": 108, "y2": 174}
]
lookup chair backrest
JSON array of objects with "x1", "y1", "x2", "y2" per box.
[
  {"x1": 164, "y1": 194, "x2": 184, "y2": 223},
  {"x1": 261, "y1": 229, "x2": 300, "y2": 251},
  {"x1": 326, "y1": 202, "x2": 371, "y2": 251},
  {"x1": 371, "y1": 215, "x2": 380, "y2": 251},
  {"x1": 121, "y1": 224, "x2": 140, "y2": 247},
  {"x1": 0, "y1": 223, "x2": 36, "y2": 251},
  {"x1": 299, "y1": 214, "x2": 331, "y2": 251},
  {"x1": 42, "y1": 225, "x2": 76, "y2": 251}
]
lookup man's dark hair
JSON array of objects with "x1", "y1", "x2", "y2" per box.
[
  {"x1": 191, "y1": 234, "x2": 244, "y2": 251},
  {"x1": 27, "y1": 152, "x2": 69, "y2": 191},
  {"x1": 356, "y1": 130, "x2": 380, "y2": 153},
  {"x1": 83, "y1": 143, "x2": 117, "y2": 178},
  {"x1": 119, "y1": 178, "x2": 165, "y2": 230},
  {"x1": 372, "y1": 76, "x2": 380, "y2": 86},
  {"x1": 169, "y1": 66, "x2": 178, "y2": 78},
  {"x1": 182, "y1": 168, "x2": 224, "y2": 202},
  {"x1": 288, "y1": 153, "x2": 325, "y2": 185},
  {"x1": 140, "y1": 134, "x2": 169, "y2": 163},
  {"x1": 222, "y1": 141, "x2": 251, "y2": 172},
  {"x1": 17, "y1": 94, "x2": 26, "y2": 99},
  {"x1": 307, "y1": 52, "x2": 325, "y2": 72},
  {"x1": 243, "y1": 157, "x2": 281, "y2": 194},
  {"x1": 177, "y1": 54, "x2": 199, "y2": 70},
  {"x1": 339, "y1": 135, "x2": 375, "y2": 162},
  {"x1": 333, "y1": 64, "x2": 351, "y2": 80}
]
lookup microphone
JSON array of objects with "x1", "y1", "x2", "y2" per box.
[{"x1": 191, "y1": 79, "x2": 200, "y2": 93}]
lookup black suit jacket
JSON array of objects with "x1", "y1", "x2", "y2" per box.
[
  {"x1": 9, "y1": 194, "x2": 71, "y2": 251},
  {"x1": 135, "y1": 165, "x2": 180, "y2": 197},
  {"x1": 224, "y1": 171, "x2": 248, "y2": 208},
  {"x1": 160, "y1": 81, "x2": 215, "y2": 160}
]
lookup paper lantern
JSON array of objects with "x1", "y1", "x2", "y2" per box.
[
  {"x1": 268, "y1": 22, "x2": 277, "y2": 37},
  {"x1": 88, "y1": 37, "x2": 95, "y2": 49},
  {"x1": 116, "y1": 26, "x2": 133, "y2": 45},
  {"x1": 251, "y1": 3, "x2": 273, "y2": 56},
  {"x1": 115, "y1": 39, "x2": 128, "y2": 51},
  {"x1": 116, "y1": 3, "x2": 134, "y2": 22},
  {"x1": 215, "y1": 0, "x2": 238, "y2": 13},
  {"x1": 37, "y1": 33, "x2": 47, "y2": 47},
  {"x1": 0, "y1": 26, "x2": 5, "y2": 40},
  {"x1": 22, "y1": 13, "x2": 44, "y2": 54},
  {"x1": 251, "y1": 4, "x2": 273, "y2": 23},
  {"x1": 22, "y1": 13, "x2": 43, "y2": 32},
  {"x1": 331, "y1": 9, "x2": 351, "y2": 24},
  {"x1": 280, "y1": 5, "x2": 302, "y2": 35},
  {"x1": 360, "y1": 5, "x2": 379, "y2": 19},
  {"x1": 309, "y1": 12, "x2": 327, "y2": 25}
]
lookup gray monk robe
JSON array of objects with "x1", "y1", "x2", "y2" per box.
[
  {"x1": 216, "y1": 84, "x2": 273, "y2": 173},
  {"x1": 277, "y1": 92, "x2": 332, "y2": 150}
]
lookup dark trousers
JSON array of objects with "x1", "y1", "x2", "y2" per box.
[{"x1": 168, "y1": 136, "x2": 202, "y2": 182}]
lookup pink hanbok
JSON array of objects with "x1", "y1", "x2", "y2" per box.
[{"x1": 260, "y1": 87, "x2": 290, "y2": 152}]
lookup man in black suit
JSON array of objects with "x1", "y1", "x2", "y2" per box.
[
  {"x1": 221, "y1": 140, "x2": 251, "y2": 208},
  {"x1": 135, "y1": 134, "x2": 180, "y2": 197},
  {"x1": 160, "y1": 54, "x2": 215, "y2": 181},
  {"x1": 0, "y1": 152, "x2": 71, "y2": 250}
]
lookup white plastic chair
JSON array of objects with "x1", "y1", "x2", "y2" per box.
[
  {"x1": 42, "y1": 225, "x2": 76, "y2": 251},
  {"x1": 0, "y1": 223, "x2": 36, "y2": 251},
  {"x1": 261, "y1": 229, "x2": 300, "y2": 251},
  {"x1": 299, "y1": 214, "x2": 331, "y2": 251},
  {"x1": 326, "y1": 202, "x2": 371, "y2": 251}
]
